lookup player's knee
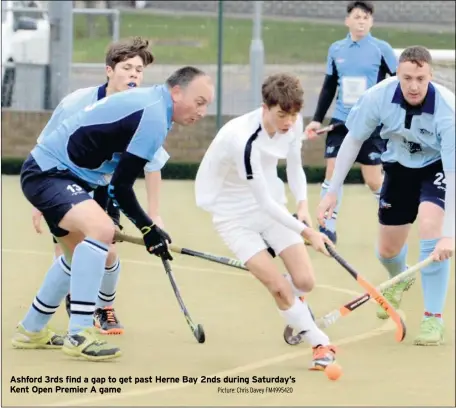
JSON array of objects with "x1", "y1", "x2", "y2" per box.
[
  {"x1": 365, "y1": 178, "x2": 382, "y2": 192},
  {"x1": 269, "y1": 277, "x2": 294, "y2": 306},
  {"x1": 87, "y1": 222, "x2": 115, "y2": 246},
  {"x1": 362, "y1": 168, "x2": 383, "y2": 191},
  {"x1": 418, "y1": 203, "x2": 444, "y2": 239},
  {"x1": 376, "y1": 243, "x2": 401, "y2": 260},
  {"x1": 291, "y1": 274, "x2": 315, "y2": 293}
]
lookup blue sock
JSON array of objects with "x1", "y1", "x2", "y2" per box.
[
  {"x1": 320, "y1": 179, "x2": 343, "y2": 232},
  {"x1": 22, "y1": 256, "x2": 71, "y2": 332},
  {"x1": 419, "y1": 239, "x2": 450, "y2": 320},
  {"x1": 377, "y1": 245, "x2": 408, "y2": 278},
  {"x1": 69, "y1": 238, "x2": 108, "y2": 335},
  {"x1": 96, "y1": 258, "x2": 121, "y2": 308}
]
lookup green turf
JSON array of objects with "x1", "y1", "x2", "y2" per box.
[
  {"x1": 2, "y1": 175, "x2": 455, "y2": 407},
  {"x1": 73, "y1": 12, "x2": 455, "y2": 64}
]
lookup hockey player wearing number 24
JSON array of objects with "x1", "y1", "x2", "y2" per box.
[{"x1": 318, "y1": 46, "x2": 455, "y2": 346}]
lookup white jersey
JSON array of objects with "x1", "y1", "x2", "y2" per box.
[{"x1": 195, "y1": 108, "x2": 308, "y2": 234}]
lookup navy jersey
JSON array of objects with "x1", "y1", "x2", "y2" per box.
[{"x1": 31, "y1": 85, "x2": 173, "y2": 188}]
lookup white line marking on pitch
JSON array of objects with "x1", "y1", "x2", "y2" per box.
[
  {"x1": 45, "y1": 320, "x2": 398, "y2": 407},
  {"x1": 2, "y1": 247, "x2": 396, "y2": 406},
  {"x1": 1, "y1": 248, "x2": 362, "y2": 297}
]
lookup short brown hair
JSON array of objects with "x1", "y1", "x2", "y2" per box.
[
  {"x1": 262, "y1": 74, "x2": 304, "y2": 113},
  {"x1": 399, "y1": 46, "x2": 433, "y2": 68},
  {"x1": 105, "y1": 36, "x2": 154, "y2": 69}
]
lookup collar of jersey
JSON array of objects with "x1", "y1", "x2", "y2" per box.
[
  {"x1": 97, "y1": 83, "x2": 108, "y2": 100},
  {"x1": 391, "y1": 82, "x2": 436, "y2": 114},
  {"x1": 345, "y1": 32, "x2": 372, "y2": 47}
]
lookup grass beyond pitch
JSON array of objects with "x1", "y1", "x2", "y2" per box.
[{"x1": 73, "y1": 12, "x2": 456, "y2": 64}]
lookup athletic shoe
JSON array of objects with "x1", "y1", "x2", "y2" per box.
[
  {"x1": 94, "y1": 306, "x2": 124, "y2": 335},
  {"x1": 309, "y1": 344, "x2": 337, "y2": 371},
  {"x1": 62, "y1": 327, "x2": 121, "y2": 361},
  {"x1": 12, "y1": 323, "x2": 64, "y2": 349},
  {"x1": 413, "y1": 316, "x2": 444, "y2": 346},
  {"x1": 376, "y1": 276, "x2": 415, "y2": 319}
]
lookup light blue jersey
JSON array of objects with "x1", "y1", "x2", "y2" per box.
[
  {"x1": 31, "y1": 85, "x2": 173, "y2": 187},
  {"x1": 346, "y1": 76, "x2": 455, "y2": 172},
  {"x1": 36, "y1": 83, "x2": 169, "y2": 175},
  {"x1": 326, "y1": 33, "x2": 397, "y2": 121}
]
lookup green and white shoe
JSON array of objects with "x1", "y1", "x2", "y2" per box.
[
  {"x1": 413, "y1": 316, "x2": 444, "y2": 346},
  {"x1": 62, "y1": 327, "x2": 121, "y2": 361},
  {"x1": 376, "y1": 277, "x2": 416, "y2": 320},
  {"x1": 12, "y1": 323, "x2": 64, "y2": 349}
]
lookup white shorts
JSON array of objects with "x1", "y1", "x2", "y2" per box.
[{"x1": 213, "y1": 212, "x2": 303, "y2": 264}]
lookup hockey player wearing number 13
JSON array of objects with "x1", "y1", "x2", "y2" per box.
[{"x1": 305, "y1": 1, "x2": 397, "y2": 244}]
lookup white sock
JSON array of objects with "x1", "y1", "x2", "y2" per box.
[
  {"x1": 283, "y1": 274, "x2": 306, "y2": 297},
  {"x1": 279, "y1": 297, "x2": 330, "y2": 347}
]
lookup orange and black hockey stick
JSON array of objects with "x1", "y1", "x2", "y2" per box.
[
  {"x1": 325, "y1": 245, "x2": 407, "y2": 342},
  {"x1": 283, "y1": 257, "x2": 433, "y2": 345}
]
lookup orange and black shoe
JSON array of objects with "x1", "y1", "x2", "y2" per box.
[
  {"x1": 93, "y1": 306, "x2": 124, "y2": 335},
  {"x1": 309, "y1": 344, "x2": 337, "y2": 371}
]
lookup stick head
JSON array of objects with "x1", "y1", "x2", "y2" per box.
[
  {"x1": 395, "y1": 315, "x2": 407, "y2": 342},
  {"x1": 195, "y1": 324, "x2": 205, "y2": 344}
]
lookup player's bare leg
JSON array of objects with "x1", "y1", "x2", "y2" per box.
[
  {"x1": 414, "y1": 202, "x2": 447, "y2": 345},
  {"x1": 376, "y1": 224, "x2": 414, "y2": 319},
  {"x1": 279, "y1": 243, "x2": 336, "y2": 369},
  {"x1": 246, "y1": 247, "x2": 336, "y2": 370},
  {"x1": 53, "y1": 242, "x2": 63, "y2": 260},
  {"x1": 361, "y1": 163, "x2": 384, "y2": 202}
]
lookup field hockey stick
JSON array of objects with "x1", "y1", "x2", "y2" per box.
[
  {"x1": 114, "y1": 232, "x2": 205, "y2": 343},
  {"x1": 115, "y1": 231, "x2": 249, "y2": 271},
  {"x1": 161, "y1": 257, "x2": 205, "y2": 344},
  {"x1": 325, "y1": 244, "x2": 407, "y2": 342},
  {"x1": 302, "y1": 122, "x2": 344, "y2": 140},
  {"x1": 283, "y1": 256, "x2": 434, "y2": 345}
]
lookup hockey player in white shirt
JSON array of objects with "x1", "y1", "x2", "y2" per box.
[{"x1": 195, "y1": 74, "x2": 337, "y2": 370}]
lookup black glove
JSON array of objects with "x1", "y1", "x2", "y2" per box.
[{"x1": 141, "y1": 224, "x2": 173, "y2": 261}]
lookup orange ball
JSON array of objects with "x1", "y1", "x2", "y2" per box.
[{"x1": 325, "y1": 363, "x2": 342, "y2": 381}]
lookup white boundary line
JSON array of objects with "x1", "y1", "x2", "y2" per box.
[
  {"x1": 1, "y1": 247, "x2": 362, "y2": 298},
  {"x1": 45, "y1": 323, "x2": 397, "y2": 406}
]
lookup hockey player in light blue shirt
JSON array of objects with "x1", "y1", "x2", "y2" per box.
[
  {"x1": 318, "y1": 46, "x2": 455, "y2": 346},
  {"x1": 16, "y1": 66, "x2": 214, "y2": 361},
  {"x1": 22, "y1": 37, "x2": 164, "y2": 338},
  {"x1": 305, "y1": 1, "x2": 397, "y2": 244}
]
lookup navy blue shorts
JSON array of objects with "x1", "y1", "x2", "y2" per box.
[
  {"x1": 324, "y1": 119, "x2": 386, "y2": 165},
  {"x1": 21, "y1": 155, "x2": 94, "y2": 237},
  {"x1": 379, "y1": 160, "x2": 446, "y2": 226}
]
